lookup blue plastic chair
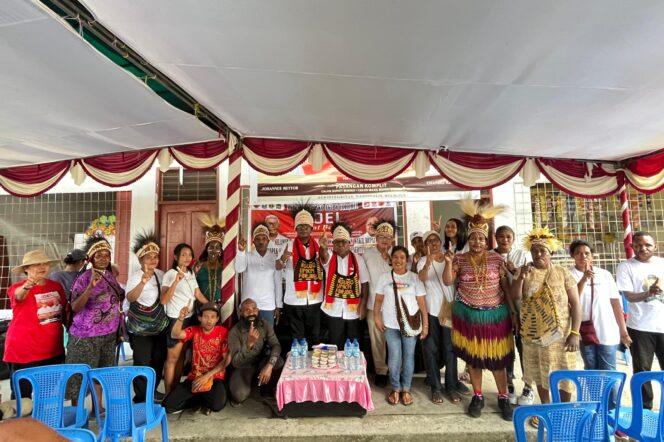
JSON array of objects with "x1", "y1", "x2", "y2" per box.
[
  {"x1": 56, "y1": 428, "x2": 97, "y2": 442},
  {"x1": 88, "y1": 366, "x2": 168, "y2": 442},
  {"x1": 616, "y1": 371, "x2": 664, "y2": 442},
  {"x1": 549, "y1": 370, "x2": 626, "y2": 441},
  {"x1": 12, "y1": 363, "x2": 90, "y2": 429},
  {"x1": 513, "y1": 402, "x2": 600, "y2": 442},
  {"x1": 617, "y1": 293, "x2": 631, "y2": 365}
]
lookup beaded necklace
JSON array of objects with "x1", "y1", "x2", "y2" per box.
[
  {"x1": 468, "y1": 251, "x2": 489, "y2": 293},
  {"x1": 206, "y1": 261, "x2": 221, "y2": 301}
]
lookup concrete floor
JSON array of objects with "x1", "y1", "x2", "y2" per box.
[{"x1": 147, "y1": 351, "x2": 639, "y2": 442}]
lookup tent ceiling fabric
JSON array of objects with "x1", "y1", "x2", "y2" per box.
[
  {"x1": 0, "y1": 0, "x2": 218, "y2": 168},
  {"x1": 79, "y1": 0, "x2": 664, "y2": 161}
]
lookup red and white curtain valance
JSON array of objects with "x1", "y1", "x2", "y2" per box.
[{"x1": 1, "y1": 138, "x2": 662, "y2": 198}]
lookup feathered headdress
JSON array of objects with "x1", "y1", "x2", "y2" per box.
[
  {"x1": 523, "y1": 226, "x2": 563, "y2": 253},
  {"x1": 84, "y1": 235, "x2": 111, "y2": 260},
  {"x1": 459, "y1": 197, "x2": 507, "y2": 238},
  {"x1": 132, "y1": 230, "x2": 160, "y2": 260},
  {"x1": 288, "y1": 201, "x2": 318, "y2": 227},
  {"x1": 200, "y1": 214, "x2": 225, "y2": 246},
  {"x1": 372, "y1": 218, "x2": 397, "y2": 237},
  {"x1": 252, "y1": 222, "x2": 270, "y2": 239},
  {"x1": 331, "y1": 220, "x2": 352, "y2": 242}
]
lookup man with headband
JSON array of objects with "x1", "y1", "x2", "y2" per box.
[
  {"x1": 362, "y1": 218, "x2": 396, "y2": 387},
  {"x1": 279, "y1": 203, "x2": 326, "y2": 345},
  {"x1": 321, "y1": 221, "x2": 369, "y2": 348},
  {"x1": 236, "y1": 222, "x2": 283, "y2": 328}
]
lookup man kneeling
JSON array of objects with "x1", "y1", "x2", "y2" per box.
[
  {"x1": 162, "y1": 302, "x2": 231, "y2": 415},
  {"x1": 229, "y1": 299, "x2": 284, "y2": 405}
]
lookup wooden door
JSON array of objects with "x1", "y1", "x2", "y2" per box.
[{"x1": 158, "y1": 202, "x2": 216, "y2": 271}]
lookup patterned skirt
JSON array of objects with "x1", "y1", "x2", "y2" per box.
[{"x1": 451, "y1": 300, "x2": 514, "y2": 370}]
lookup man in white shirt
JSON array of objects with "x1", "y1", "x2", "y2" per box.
[
  {"x1": 616, "y1": 231, "x2": 664, "y2": 409},
  {"x1": 362, "y1": 218, "x2": 395, "y2": 387},
  {"x1": 321, "y1": 221, "x2": 369, "y2": 348},
  {"x1": 235, "y1": 223, "x2": 283, "y2": 328},
  {"x1": 408, "y1": 231, "x2": 425, "y2": 272},
  {"x1": 278, "y1": 204, "x2": 326, "y2": 345},
  {"x1": 265, "y1": 214, "x2": 289, "y2": 258}
]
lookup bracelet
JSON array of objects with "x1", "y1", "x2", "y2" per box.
[{"x1": 569, "y1": 329, "x2": 580, "y2": 336}]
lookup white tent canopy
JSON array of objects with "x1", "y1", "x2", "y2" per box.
[
  {"x1": 0, "y1": 0, "x2": 218, "y2": 168},
  {"x1": 79, "y1": 0, "x2": 664, "y2": 161}
]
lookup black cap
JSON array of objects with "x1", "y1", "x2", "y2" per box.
[
  {"x1": 66, "y1": 249, "x2": 88, "y2": 262},
  {"x1": 198, "y1": 302, "x2": 220, "y2": 316}
]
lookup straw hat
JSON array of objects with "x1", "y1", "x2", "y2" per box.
[{"x1": 12, "y1": 250, "x2": 59, "y2": 274}]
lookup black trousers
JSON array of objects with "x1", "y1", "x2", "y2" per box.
[
  {"x1": 326, "y1": 316, "x2": 360, "y2": 349},
  {"x1": 628, "y1": 327, "x2": 664, "y2": 409},
  {"x1": 507, "y1": 333, "x2": 524, "y2": 383},
  {"x1": 9, "y1": 353, "x2": 65, "y2": 399},
  {"x1": 129, "y1": 331, "x2": 167, "y2": 403},
  {"x1": 162, "y1": 379, "x2": 227, "y2": 413},
  {"x1": 423, "y1": 314, "x2": 459, "y2": 393},
  {"x1": 285, "y1": 303, "x2": 321, "y2": 345},
  {"x1": 229, "y1": 356, "x2": 285, "y2": 403}
]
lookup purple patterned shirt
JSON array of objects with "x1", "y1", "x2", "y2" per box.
[{"x1": 70, "y1": 269, "x2": 123, "y2": 338}]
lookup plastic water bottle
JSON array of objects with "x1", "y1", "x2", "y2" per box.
[
  {"x1": 343, "y1": 338, "x2": 352, "y2": 370},
  {"x1": 299, "y1": 338, "x2": 308, "y2": 369},
  {"x1": 351, "y1": 338, "x2": 361, "y2": 370},
  {"x1": 290, "y1": 340, "x2": 300, "y2": 370}
]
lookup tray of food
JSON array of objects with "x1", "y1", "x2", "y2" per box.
[{"x1": 311, "y1": 344, "x2": 338, "y2": 369}]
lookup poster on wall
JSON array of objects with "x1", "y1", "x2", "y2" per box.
[{"x1": 250, "y1": 202, "x2": 396, "y2": 255}]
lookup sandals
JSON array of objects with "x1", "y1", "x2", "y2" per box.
[
  {"x1": 431, "y1": 390, "x2": 444, "y2": 405},
  {"x1": 445, "y1": 389, "x2": 462, "y2": 403},
  {"x1": 386, "y1": 390, "x2": 400, "y2": 406},
  {"x1": 401, "y1": 390, "x2": 414, "y2": 406}
]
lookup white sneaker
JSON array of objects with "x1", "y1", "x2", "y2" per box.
[
  {"x1": 508, "y1": 391, "x2": 518, "y2": 405},
  {"x1": 517, "y1": 388, "x2": 534, "y2": 406}
]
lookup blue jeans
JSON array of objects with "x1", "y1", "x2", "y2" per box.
[
  {"x1": 580, "y1": 343, "x2": 618, "y2": 371},
  {"x1": 580, "y1": 343, "x2": 619, "y2": 407},
  {"x1": 259, "y1": 309, "x2": 275, "y2": 329},
  {"x1": 385, "y1": 327, "x2": 417, "y2": 391}
]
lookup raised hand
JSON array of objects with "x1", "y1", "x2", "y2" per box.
[
  {"x1": 238, "y1": 234, "x2": 247, "y2": 252},
  {"x1": 179, "y1": 305, "x2": 190, "y2": 319},
  {"x1": 247, "y1": 322, "x2": 260, "y2": 349}
]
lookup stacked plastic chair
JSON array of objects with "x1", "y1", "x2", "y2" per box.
[
  {"x1": 12, "y1": 363, "x2": 91, "y2": 429},
  {"x1": 549, "y1": 370, "x2": 626, "y2": 442},
  {"x1": 513, "y1": 402, "x2": 600, "y2": 442},
  {"x1": 56, "y1": 428, "x2": 97, "y2": 442},
  {"x1": 88, "y1": 366, "x2": 168, "y2": 442},
  {"x1": 616, "y1": 371, "x2": 664, "y2": 442}
]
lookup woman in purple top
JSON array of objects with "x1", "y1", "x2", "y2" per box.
[{"x1": 65, "y1": 236, "x2": 124, "y2": 409}]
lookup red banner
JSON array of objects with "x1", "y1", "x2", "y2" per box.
[{"x1": 250, "y1": 202, "x2": 396, "y2": 254}]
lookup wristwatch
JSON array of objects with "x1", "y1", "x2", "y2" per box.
[{"x1": 268, "y1": 356, "x2": 278, "y2": 366}]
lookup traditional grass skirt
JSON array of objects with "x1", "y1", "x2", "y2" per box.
[{"x1": 451, "y1": 300, "x2": 514, "y2": 370}]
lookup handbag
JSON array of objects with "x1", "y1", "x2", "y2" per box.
[
  {"x1": 429, "y1": 262, "x2": 453, "y2": 328},
  {"x1": 520, "y1": 269, "x2": 564, "y2": 347},
  {"x1": 392, "y1": 271, "x2": 422, "y2": 337},
  {"x1": 126, "y1": 274, "x2": 169, "y2": 336},
  {"x1": 579, "y1": 277, "x2": 600, "y2": 345}
]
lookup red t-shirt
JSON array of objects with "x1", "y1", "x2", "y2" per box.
[
  {"x1": 4, "y1": 280, "x2": 66, "y2": 363},
  {"x1": 182, "y1": 325, "x2": 229, "y2": 381}
]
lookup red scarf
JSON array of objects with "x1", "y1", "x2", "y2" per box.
[
  {"x1": 324, "y1": 252, "x2": 361, "y2": 311},
  {"x1": 293, "y1": 237, "x2": 323, "y2": 299}
]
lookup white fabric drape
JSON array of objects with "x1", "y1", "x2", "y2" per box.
[{"x1": 429, "y1": 154, "x2": 524, "y2": 189}]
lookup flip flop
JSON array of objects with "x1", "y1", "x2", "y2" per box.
[
  {"x1": 386, "y1": 390, "x2": 400, "y2": 405},
  {"x1": 431, "y1": 390, "x2": 444, "y2": 405},
  {"x1": 401, "y1": 390, "x2": 414, "y2": 406},
  {"x1": 445, "y1": 389, "x2": 462, "y2": 403}
]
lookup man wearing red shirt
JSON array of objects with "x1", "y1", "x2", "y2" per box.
[
  {"x1": 4, "y1": 250, "x2": 66, "y2": 399},
  {"x1": 162, "y1": 302, "x2": 231, "y2": 415}
]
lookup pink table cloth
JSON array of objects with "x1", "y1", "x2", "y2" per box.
[{"x1": 276, "y1": 351, "x2": 375, "y2": 411}]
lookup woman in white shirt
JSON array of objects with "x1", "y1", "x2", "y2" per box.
[
  {"x1": 161, "y1": 243, "x2": 209, "y2": 394},
  {"x1": 374, "y1": 246, "x2": 428, "y2": 407},
  {"x1": 568, "y1": 239, "x2": 631, "y2": 371},
  {"x1": 125, "y1": 231, "x2": 168, "y2": 403}
]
